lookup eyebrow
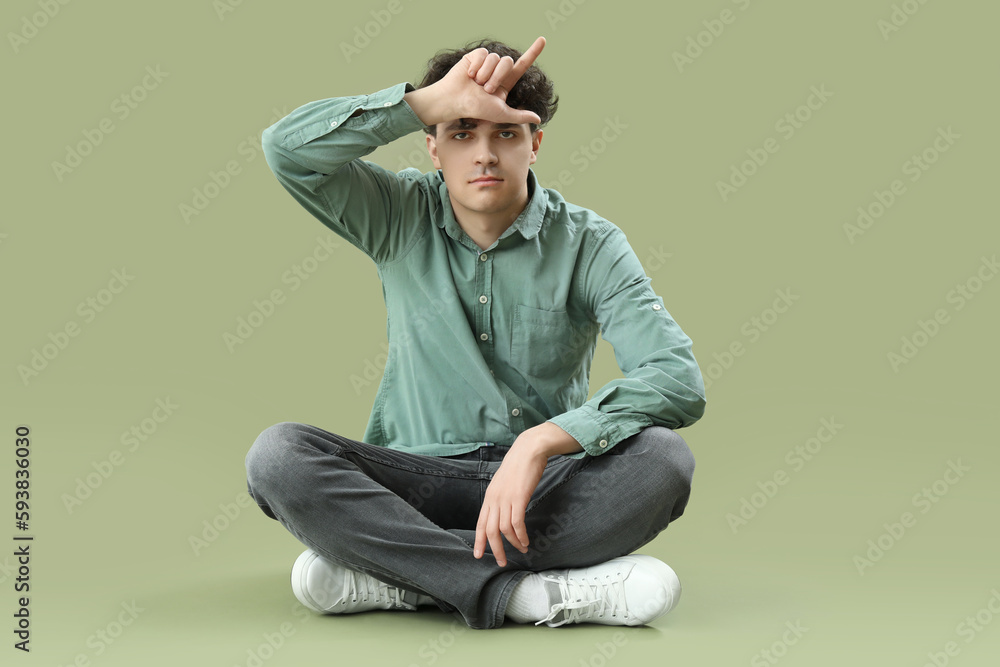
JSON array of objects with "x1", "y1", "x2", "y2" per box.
[{"x1": 442, "y1": 118, "x2": 519, "y2": 132}]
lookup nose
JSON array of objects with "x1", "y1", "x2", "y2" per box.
[{"x1": 473, "y1": 136, "x2": 498, "y2": 166}]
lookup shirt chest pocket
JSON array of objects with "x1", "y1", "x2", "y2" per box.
[{"x1": 510, "y1": 304, "x2": 584, "y2": 379}]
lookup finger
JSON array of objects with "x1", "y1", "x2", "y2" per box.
[
  {"x1": 496, "y1": 104, "x2": 541, "y2": 126},
  {"x1": 474, "y1": 52, "x2": 502, "y2": 85},
  {"x1": 499, "y1": 504, "x2": 527, "y2": 553},
  {"x1": 488, "y1": 532, "x2": 507, "y2": 567},
  {"x1": 508, "y1": 36, "x2": 546, "y2": 85},
  {"x1": 463, "y1": 47, "x2": 489, "y2": 77},
  {"x1": 484, "y1": 56, "x2": 514, "y2": 94},
  {"x1": 511, "y1": 502, "x2": 530, "y2": 552},
  {"x1": 473, "y1": 506, "x2": 489, "y2": 558},
  {"x1": 499, "y1": 503, "x2": 518, "y2": 552},
  {"x1": 485, "y1": 510, "x2": 507, "y2": 567}
]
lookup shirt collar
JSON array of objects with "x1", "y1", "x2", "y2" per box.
[{"x1": 435, "y1": 168, "x2": 546, "y2": 243}]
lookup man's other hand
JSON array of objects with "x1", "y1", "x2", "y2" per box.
[{"x1": 472, "y1": 431, "x2": 549, "y2": 567}]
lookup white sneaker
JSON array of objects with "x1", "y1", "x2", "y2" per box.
[
  {"x1": 291, "y1": 549, "x2": 419, "y2": 614},
  {"x1": 533, "y1": 554, "x2": 682, "y2": 627}
]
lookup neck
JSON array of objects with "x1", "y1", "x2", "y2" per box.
[{"x1": 452, "y1": 179, "x2": 531, "y2": 251}]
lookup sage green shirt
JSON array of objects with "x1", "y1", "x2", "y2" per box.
[{"x1": 261, "y1": 81, "x2": 706, "y2": 460}]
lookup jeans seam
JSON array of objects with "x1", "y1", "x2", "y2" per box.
[
  {"x1": 524, "y1": 455, "x2": 595, "y2": 515},
  {"x1": 273, "y1": 505, "x2": 426, "y2": 595},
  {"x1": 493, "y1": 569, "x2": 535, "y2": 629},
  {"x1": 330, "y1": 443, "x2": 486, "y2": 479}
]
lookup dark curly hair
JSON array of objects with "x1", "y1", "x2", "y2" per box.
[{"x1": 416, "y1": 37, "x2": 558, "y2": 136}]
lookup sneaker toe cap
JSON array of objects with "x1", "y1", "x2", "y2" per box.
[{"x1": 623, "y1": 556, "x2": 682, "y2": 624}]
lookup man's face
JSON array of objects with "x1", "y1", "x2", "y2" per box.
[{"x1": 426, "y1": 118, "x2": 542, "y2": 222}]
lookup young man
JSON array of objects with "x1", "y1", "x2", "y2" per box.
[{"x1": 245, "y1": 36, "x2": 707, "y2": 630}]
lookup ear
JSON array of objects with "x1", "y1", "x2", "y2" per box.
[
  {"x1": 426, "y1": 132, "x2": 441, "y2": 170},
  {"x1": 529, "y1": 129, "x2": 543, "y2": 165}
]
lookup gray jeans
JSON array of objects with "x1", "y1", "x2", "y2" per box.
[{"x1": 244, "y1": 422, "x2": 695, "y2": 629}]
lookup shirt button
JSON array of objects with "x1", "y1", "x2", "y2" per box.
[
  {"x1": 480, "y1": 333, "x2": 488, "y2": 341},
  {"x1": 511, "y1": 408, "x2": 520, "y2": 417},
  {"x1": 652, "y1": 304, "x2": 661, "y2": 310},
  {"x1": 490, "y1": 369, "x2": 494, "y2": 375},
  {"x1": 599, "y1": 439, "x2": 608, "y2": 448},
  {"x1": 330, "y1": 120, "x2": 338, "y2": 127},
  {"x1": 383, "y1": 102, "x2": 392, "y2": 107},
  {"x1": 479, "y1": 253, "x2": 488, "y2": 261},
  {"x1": 479, "y1": 295, "x2": 488, "y2": 303}
]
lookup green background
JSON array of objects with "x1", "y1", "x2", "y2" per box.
[{"x1": 3, "y1": 0, "x2": 998, "y2": 664}]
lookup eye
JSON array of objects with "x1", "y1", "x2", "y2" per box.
[
  {"x1": 500, "y1": 131, "x2": 516, "y2": 138},
  {"x1": 453, "y1": 132, "x2": 469, "y2": 139}
]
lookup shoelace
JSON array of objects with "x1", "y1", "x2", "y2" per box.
[
  {"x1": 535, "y1": 570, "x2": 629, "y2": 626},
  {"x1": 340, "y1": 569, "x2": 412, "y2": 610}
]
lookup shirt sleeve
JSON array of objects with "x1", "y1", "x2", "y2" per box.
[
  {"x1": 546, "y1": 224, "x2": 707, "y2": 457},
  {"x1": 260, "y1": 81, "x2": 431, "y2": 264}
]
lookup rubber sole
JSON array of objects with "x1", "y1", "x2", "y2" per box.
[{"x1": 290, "y1": 549, "x2": 325, "y2": 612}]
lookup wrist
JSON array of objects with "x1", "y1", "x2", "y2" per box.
[
  {"x1": 523, "y1": 422, "x2": 584, "y2": 457},
  {"x1": 402, "y1": 84, "x2": 451, "y2": 127}
]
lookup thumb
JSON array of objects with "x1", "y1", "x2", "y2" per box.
[{"x1": 499, "y1": 105, "x2": 541, "y2": 126}]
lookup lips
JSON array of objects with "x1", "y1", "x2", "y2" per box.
[{"x1": 470, "y1": 176, "x2": 503, "y2": 184}]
